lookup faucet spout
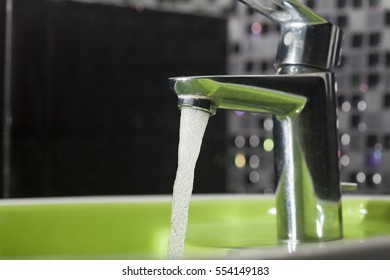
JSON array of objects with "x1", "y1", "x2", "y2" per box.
[
  {"x1": 171, "y1": 76, "x2": 306, "y2": 118},
  {"x1": 170, "y1": 72, "x2": 342, "y2": 244}
]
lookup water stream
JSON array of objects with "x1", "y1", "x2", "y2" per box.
[{"x1": 167, "y1": 108, "x2": 210, "y2": 259}]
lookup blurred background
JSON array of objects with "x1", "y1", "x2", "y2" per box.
[{"x1": 1, "y1": 0, "x2": 390, "y2": 198}]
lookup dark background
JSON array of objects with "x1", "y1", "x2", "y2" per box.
[
  {"x1": 0, "y1": 0, "x2": 7, "y2": 197},
  {"x1": 0, "y1": 0, "x2": 227, "y2": 197}
]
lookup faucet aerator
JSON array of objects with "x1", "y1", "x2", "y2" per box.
[{"x1": 177, "y1": 95, "x2": 217, "y2": 116}]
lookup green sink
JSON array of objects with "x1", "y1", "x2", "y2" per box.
[{"x1": 0, "y1": 195, "x2": 390, "y2": 259}]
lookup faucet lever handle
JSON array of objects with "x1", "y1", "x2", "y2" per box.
[
  {"x1": 238, "y1": 0, "x2": 343, "y2": 72},
  {"x1": 238, "y1": 0, "x2": 326, "y2": 25},
  {"x1": 238, "y1": 0, "x2": 286, "y2": 22}
]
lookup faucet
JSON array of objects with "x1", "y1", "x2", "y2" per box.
[{"x1": 169, "y1": 0, "x2": 344, "y2": 244}]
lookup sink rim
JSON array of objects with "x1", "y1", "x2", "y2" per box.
[
  {"x1": 0, "y1": 194, "x2": 389, "y2": 206},
  {"x1": 1, "y1": 194, "x2": 390, "y2": 260}
]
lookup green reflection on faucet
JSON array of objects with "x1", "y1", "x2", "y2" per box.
[{"x1": 173, "y1": 77, "x2": 307, "y2": 118}]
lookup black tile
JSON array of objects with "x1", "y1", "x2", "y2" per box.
[
  {"x1": 337, "y1": 0, "x2": 347, "y2": 8},
  {"x1": 337, "y1": 95, "x2": 346, "y2": 107},
  {"x1": 368, "y1": 73, "x2": 380, "y2": 88},
  {"x1": 384, "y1": 135, "x2": 390, "y2": 149},
  {"x1": 366, "y1": 173, "x2": 376, "y2": 187},
  {"x1": 351, "y1": 34, "x2": 363, "y2": 48},
  {"x1": 306, "y1": 0, "x2": 315, "y2": 9},
  {"x1": 261, "y1": 61, "x2": 268, "y2": 72},
  {"x1": 386, "y1": 11, "x2": 390, "y2": 26},
  {"x1": 370, "y1": 0, "x2": 380, "y2": 7},
  {"x1": 246, "y1": 6, "x2": 255, "y2": 15},
  {"x1": 349, "y1": 172, "x2": 358, "y2": 183},
  {"x1": 351, "y1": 95, "x2": 362, "y2": 107},
  {"x1": 351, "y1": 73, "x2": 361, "y2": 87},
  {"x1": 262, "y1": 23, "x2": 269, "y2": 34},
  {"x1": 384, "y1": 94, "x2": 390, "y2": 108},
  {"x1": 337, "y1": 15, "x2": 348, "y2": 28},
  {"x1": 369, "y1": 33, "x2": 381, "y2": 47},
  {"x1": 232, "y1": 43, "x2": 240, "y2": 53},
  {"x1": 246, "y1": 61, "x2": 254, "y2": 72},
  {"x1": 367, "y1": 135, "x2": 378, "y2": 148},
  {"x1": 353, "y1": 0, "x2": 363, "y2": 8},
  {"x1": 386, "y1": 53, "x2": 390, "y2": 67},
  {"x1": 368, "y1": 53, "x2": 380, "y2": 67},
  {"x1": 351, "y1": 115, "x2": 361, "y2": 128}
]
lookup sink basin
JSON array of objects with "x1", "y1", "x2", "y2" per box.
[{"x1": 0, "y1": 195, "x2": 389, "y2": 259}]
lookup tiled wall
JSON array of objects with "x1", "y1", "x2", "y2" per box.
[{"x1": 5, "y1": 0, "x2": 390, "y2": 195}]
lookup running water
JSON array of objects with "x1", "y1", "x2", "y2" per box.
[{"x1": 167, "y1": 107, "x2": 210, "y2": 259}]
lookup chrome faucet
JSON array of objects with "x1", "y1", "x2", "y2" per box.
[{"x1": 169, "y1": 0, "x2": 344, "y2": 244}]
